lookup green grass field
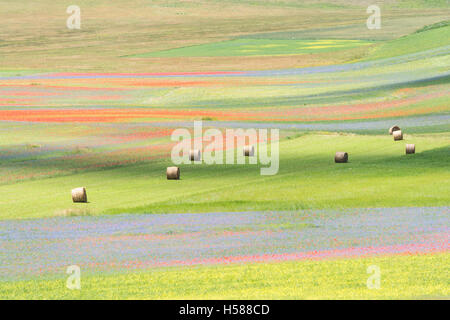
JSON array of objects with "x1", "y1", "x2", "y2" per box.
[
  {"x1": 0, "y1": 132, "x2": 448, "y2": 220},
  {"x1": 1, "y1": 253, "x2": 448, "y2": 299}
]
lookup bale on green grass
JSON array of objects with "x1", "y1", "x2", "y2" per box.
[
  {"x1": 393, "y1": 130, "x2": 403, "y2": 141},
  {"x1": 189, "y1": 149, "x2": 201, "y2": 161},
  {"x1": 243, "y1": 145, "x2": 255, "y2": 157},
  {"x1": 72, "y1": 187, "x2": 87, "y2": 203},
  {"x1": 334, "y1": 152, "x2": 348, "y2": 163},
  {"x1": 166, "y1": 166, "x2": 180, "y2": 180},
  {"x1": 389, "y1": 125, "x2": 401, "y2": 135},
  {"x1": 406, "y1": 144, "x2": 415, "y2": 154}
]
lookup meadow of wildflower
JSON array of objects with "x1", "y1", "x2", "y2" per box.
[{"x1": 0, "y1": 0, "x2": 449, "y2": 300}]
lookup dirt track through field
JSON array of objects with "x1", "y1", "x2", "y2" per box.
[{"x1": 0, "y1": 207, "x2": 448, "y2": 280}]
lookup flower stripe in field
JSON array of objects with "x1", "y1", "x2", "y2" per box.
[
  {"x1": 0, "y1": 91, "x2": 63, "y2": 97},
  {"x1": 48, "y1": 71, "x2": 246, "y2": 77},
  {"x1": 119, "y1": 240, "x2": 449, "y2": 269},
  {"x1": 0, "y1": 90, "x2": 445, "y2": 122},
  {"x1": 0, "y1": 125, "x2": 174, "y2": 184},
  {"x1": 1, "y1": 208, "x2": 448, "y2": 279}
]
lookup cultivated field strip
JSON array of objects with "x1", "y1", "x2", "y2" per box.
[{"x1": 0, "y1": 207, "x2": 448, "y2": 280}]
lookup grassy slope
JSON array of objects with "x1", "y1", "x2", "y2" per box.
[
  {"x1": 1, "y1": 132, "x2": 448, "y2": 220},
  {"x1": 363, "y1": 25, "x2": 450, "y2": 60},
  {"x1": 1, "y1": 253, "x2": 448, "y2": 299}
]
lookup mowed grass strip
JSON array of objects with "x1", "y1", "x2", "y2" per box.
[
  {"x1": 0, "y1": 132, "x2": 448, "y2": 220},
  {"x1": 1, "y1": 253, "x2": 448, "y2": 299}
]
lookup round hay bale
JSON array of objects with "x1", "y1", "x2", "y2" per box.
[
  {"x1": 406, "y1": 144, "x2": 415, "y2": 154},
  {"x1": 72, "y1": 187, "x2": 87, "y2": 203},
  {"x1": 393, "y1": 130, "x2": 403, "y2": 141},
  {"x1": 166, "y1": 166, "x2": 180, "y2": 180},
  {"x1": 389, "y1": 125, "x2": 401, "y2": 135},
  {"x1": 189, "y1": 149, "x2": 201, "y2": 161},
  {"x1": 243, "y1": 145, "x2": 255, "y2": 157},
  {"x1": 334, "y1": 152, "x2": 348, "y2": 163}
]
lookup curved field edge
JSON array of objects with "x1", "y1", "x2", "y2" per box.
[{"x1": 1, "y1": 253, "x2": 448, "y2": 299}]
